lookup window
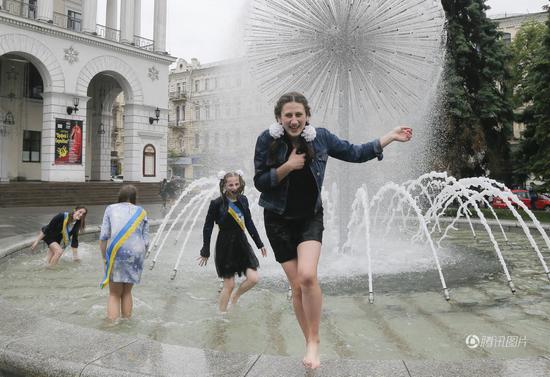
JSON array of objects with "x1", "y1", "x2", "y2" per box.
[
  {"x1": 143, "y1": 144, "x2": 156, "y2": 177},
  {"x1": 214, "y1": 103, "x2": 220, "y2": 119},
  {"x1": 26, "y1": 63, "x2": 43, "y2": 99},
  {"x1": 195, "y1": 104, "x2": 200, "y2": 120},
  {"x1": 205, "y1": 103, "x2": 210, "y2": 120},
  {"x1": 195, "y1": 133, "x2": 200, "y2": 149},
  {"x1": 22, "y1": 130, "x2": 41, "y2": 162},
  {"x1": 194, "y1": 80, "x2": 200, "y2": 92},
  {"x1": 67, "y1": 10, "x2": 82, "y2": 32},
  {"x1": 176, "y1": 106, "x2": 180, "y2": 123},
  {"x1": 205, "y1": 78, "x2": 210, "y2": 91},
  {"x1": 181, "y1": 106, "x2": 185, "y2": 122}
]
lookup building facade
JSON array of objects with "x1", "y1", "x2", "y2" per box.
[
  {"x1": 167, "y1": 57, "x2": 269, "y2": 180},
  {"x1": 0, "y1": 0, "x2": 174, "y2": 183}
]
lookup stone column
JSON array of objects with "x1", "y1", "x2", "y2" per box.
[
  {"x1": 41, "y1": 92, "x2": 87, "y2": 182},
  {"x1": 36, "y1": 0, "x2": 54, "y2": 23},
  {"x1": 120, "y1": 0, "x2": 135, "y2": 45},
  {"x1": 133, "y1": 0, "x2": 141, "y2": 38},
  {"x1": 153, "y1": 0, "x2": 167, "y2": 53},
  {"x1": 106, "y1": 0, "x2": 118, "y2": 29},
  {"x1": 82, "y1": 0, "x2": 98, "y2": 34}
]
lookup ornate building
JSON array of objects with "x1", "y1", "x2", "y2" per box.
[
  {"x1": 0, "y1": 0, "x2": 174, "y2": 183},
  {"x1": 167, "y1": 57, "x2": 269, "y2": 180}
]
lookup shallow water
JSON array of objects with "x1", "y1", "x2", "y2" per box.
[{"x1": 1, "y1": 226, "x2": 549, "y2": 361}]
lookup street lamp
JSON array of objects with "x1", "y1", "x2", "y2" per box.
[
  {"x1": 149, "y1": 107, "x2": 160, "y2": 125},
  {"x1": 66, "y1": 97, "x2": 80, "y2": 115}
]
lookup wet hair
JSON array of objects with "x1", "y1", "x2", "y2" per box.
[
  {"x1": 219, "y1": 172, "x2": 245, "y2": 198},
  {"x1": 118, "y1": 184, "x2": 138, "y2": 205},
  {"x1": 68, "y1": 205, "x2": 87, "y2": 231},
  {"x1": 269, "y1": 92, "x2": 314, "y2": 164}
]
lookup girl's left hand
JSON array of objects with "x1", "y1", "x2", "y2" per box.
[
  {"x1": 259, "y1": 247, "x2": 267, "y2": 257},
  {"x1": 392, "y1": 126, "x2": 413, "y2": 142},
  {"x1": 197, "y1": 256, "x2": 209, "y2": 266}
]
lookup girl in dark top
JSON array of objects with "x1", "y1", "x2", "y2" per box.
[
  {"x1": 198, "y1": 171, "x2": 267, "y2": 312},
  {"x1": 30, "y1": 206, "x2": 88, "y2": 267},
  {"x1": 254, "y1": 92, "x2": 412, "y2": 369}
]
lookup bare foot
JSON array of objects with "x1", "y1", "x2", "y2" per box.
[
  {"x1": 73, "y1": 258, "x2": 81, "y2": 262},
  {"x1": 303, "y1": 341, "x2": 320, "y2": 369},
  {"x1": 30, "y1": 240, "x2": 39, "y2": 251}
]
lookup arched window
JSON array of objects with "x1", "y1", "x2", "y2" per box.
[
  {"x1": 176, "y1": 106, "x2": 180, "y2": 124},
  {"x1": 143, "y1": 144, "x2": 156, "y2": 177}
]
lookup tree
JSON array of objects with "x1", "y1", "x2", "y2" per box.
[
  {"x1": 515, "y1": 10, "x2": 550, "y2": 190},
  {"x1": 440, "y1": 0, "x2": 514, "y2": 183},
  {"x1": 508, "y1": 21, "x2": 546, "y2": 108}
]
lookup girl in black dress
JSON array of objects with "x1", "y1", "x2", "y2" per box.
[
  {"x1": 30, "y1": 206, "x2": 88, "y2": 267},
  {"x1": 198, "y1": 171, "x2": 267, "y2": 312}
]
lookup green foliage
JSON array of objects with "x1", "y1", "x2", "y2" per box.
[
  {"x1": 440, "y1": 0, "x2": 514, "y2": 183},
  {"x1": 508, "y1": 21, "x2": 546, "y2": 108},
  {"x1": 515, "y1": 11, "x2": 550, "y2": 191}
]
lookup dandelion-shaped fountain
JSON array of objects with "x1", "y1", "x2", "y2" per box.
[{"x1": 246, "y1": 0, "x2": 447, "y2": 238}]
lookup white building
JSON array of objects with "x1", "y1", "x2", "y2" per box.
[
  {"x1": 0, "y1": 0, "x2": 174, "y2": 183},
  {"x1": 167, "y1": 57, "x2": 269, "y2": 179}
]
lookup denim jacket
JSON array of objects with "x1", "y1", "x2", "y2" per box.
[
  {"x1": 200, "y1": 195, "x2": 264, "y2": 258},
  {"x1": 253, "y1": 127, "x2": 383, "y2": 215}
]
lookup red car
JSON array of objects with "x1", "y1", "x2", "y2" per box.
[{"x1": 492, "y1": 189, "x2": 550, "y2": 211}]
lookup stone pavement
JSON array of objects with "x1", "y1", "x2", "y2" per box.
[{"x1": 1, "y1": 206, "x2": 550, "y2": 376}]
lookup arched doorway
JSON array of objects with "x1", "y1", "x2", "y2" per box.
[{"x1": 0, "y1": 53, "x2": 45, "y2": 182}]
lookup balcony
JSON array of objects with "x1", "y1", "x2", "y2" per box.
[
  {"x1": 169, "y1": 91, "x2": 187, "y2": 101},
  {"x1": 1, "y1": 0, "x2": 36, "y2": 19},
  {"x1": 1, "y1": 3, "x2": 156, "y2": 53}
]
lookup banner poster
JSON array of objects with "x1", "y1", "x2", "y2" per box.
[{"x1": 55, "y1": 119, "x2": 83, "y2": 164}]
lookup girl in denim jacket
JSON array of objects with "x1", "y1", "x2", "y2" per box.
[{"x1": 254, "y1": 92, "x2": 412, "y2": 369}]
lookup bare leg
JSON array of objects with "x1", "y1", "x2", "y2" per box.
[
  {"x1": 231, "y1": 268, "x2": 259, "y2": 305},
  {"x1": 107, "y1": 282, "x2": 123, "y2": 320},
  {"x1": 46, "y1": 248, "x2": 54, "y2": 264},
  {"x1": 121, "y1": 283, "x2": 134, "y2": 318},
  {"x1": 47, "y1": 242, "x2": 64, "y2": 267},
  {"x1": 31, "y1": 231, "x2": 45, "y2": 251},
  {"x1": 297, "y1": 241, "x2": 322, "y2": 369},
  {"x1": 218, "y1": 277, "x2": 235, "y2": 312},
  {"x1": 280, "y1": 259, "x2": 309, "y2": 357}
]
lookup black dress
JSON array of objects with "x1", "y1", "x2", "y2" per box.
[
  {"x1": 41, "y1": 212, "x2": 80, "y2": 248},
  {"x1": 201, "y1": 196, "x2": 264, "y2": 279}
]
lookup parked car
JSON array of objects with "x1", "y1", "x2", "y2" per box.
[
  {"x1": 110, "y1": 175, "x2": 123, "y2": 182},
  {"x1": 491, "y1": 189, "x2": 550, "y2": 211}
]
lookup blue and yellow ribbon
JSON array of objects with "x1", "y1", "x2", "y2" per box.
[
  {"x1": 227, "y1": 201, "x2": 245, "y2": 231},
  {"x1": 61, "y1": 212, "x2": 70, "y2": 248},
  {"x1": 100, "y1": 207, "x2": 146, "y2": 289}
]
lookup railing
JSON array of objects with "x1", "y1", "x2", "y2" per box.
[
  {"x1": 96, "y1": 24, "x2": 120, "y2": 42},
  {"x1": 2, "y1": 6, "x2": 157, "y2": 54},
  {"x1": 169, "y1": 91, "x2": 187, "y2": 101},
  {"x1": 134, "y1": 35, "x2": 154, "y2": 51},
  {"x1": 1, "y1": 0, "x2": 36, "y2": 19}
]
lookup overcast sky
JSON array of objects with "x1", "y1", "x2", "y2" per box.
[{"x1": 98, "y1": 0, "x2": 549, "y2": 64}]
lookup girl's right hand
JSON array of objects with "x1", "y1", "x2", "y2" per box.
[
  {"x1": 197, "y1": 256, "x2": 208, "y2": 266},
  {"x1": 286, "y1": 148, "x2": 306, "y2": 171}
]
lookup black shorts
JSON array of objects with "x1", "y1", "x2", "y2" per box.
[{"x1": 264, "y1": 209, "x2": 324, "y2": 264}]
